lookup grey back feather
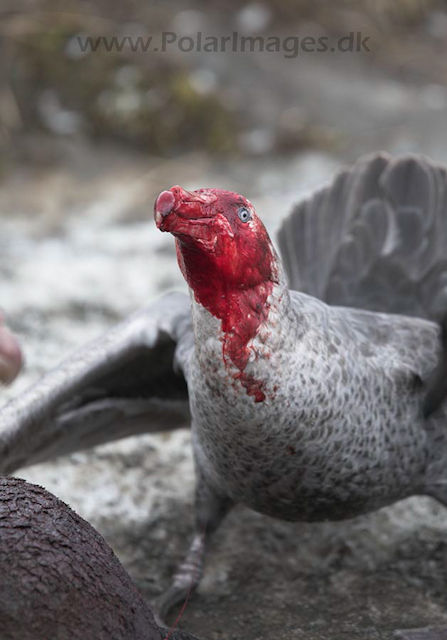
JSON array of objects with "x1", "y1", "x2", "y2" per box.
[{"x1": 277, "y1": 152, "x2": 447, "y2": 321}]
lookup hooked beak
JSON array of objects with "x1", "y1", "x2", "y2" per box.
[
  {"x1": 154, "y1": 186, "x2": 217, "y2": 228},
  {"x1": 0, "y1": 314, "x2": 22, "y2": 385},
  {"x1": 154, "y1": 186, "x2": 230, "y2": 248}
]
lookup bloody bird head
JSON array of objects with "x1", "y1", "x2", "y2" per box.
[
  {"x1": 154, "y1": 186, "x2": 276, "y2": 292},
  {"x1": 154, "y1": 186, "x2": 281, "y2": 403}
]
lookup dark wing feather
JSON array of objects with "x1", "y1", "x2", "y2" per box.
[
  {"x1": 277, "y1": 152, "x2": 447, "y2": 321},
  {"x1": 0, "y1": 292, "x2": 193, "y2": 475},
  {"x1": 277, "y1": 153, "x2": 389, "y2": 305}
]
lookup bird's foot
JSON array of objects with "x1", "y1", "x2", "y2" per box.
[{"x1": 154, "y1": 533, "x2": 204, "y2": 625}]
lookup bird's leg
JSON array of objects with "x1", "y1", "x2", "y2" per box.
[{"x1": 154, "y1": 469, "x2": 233, "y2": 624}]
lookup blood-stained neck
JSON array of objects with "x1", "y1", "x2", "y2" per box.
[
  {"x1": 154, "y1": 185, "x2": 293, "y2": 402},
  {"x1": 176, "y1": 235, "x2": 289, "y2": 403}
]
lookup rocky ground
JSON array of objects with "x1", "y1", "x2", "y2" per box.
[{"x1": 2, "y1": 15, "x2": 447, "y2": 638}]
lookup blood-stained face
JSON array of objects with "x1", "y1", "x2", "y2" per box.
[
  {"x1": 154, "y1": 186, "x2": 279, "y2": 403},
  {"x1": 154, "y1": 186, "x2": 275, "y2": 294}
]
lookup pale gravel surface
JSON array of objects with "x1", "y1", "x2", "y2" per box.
[{"x1": 2, "y1": 145, "x2": 447, "y2": 637}]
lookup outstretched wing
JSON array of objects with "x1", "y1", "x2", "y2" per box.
[
  {"x1": 0, "y1": 292, "x2": 193, "y2": 475},
  {"x1": 277, "y1": 152, "x2": 447, "y2": 321}
]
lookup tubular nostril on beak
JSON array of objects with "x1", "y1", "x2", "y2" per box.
[{"x1": 155, "y1": 190, "x2": 176, "y2": 217}]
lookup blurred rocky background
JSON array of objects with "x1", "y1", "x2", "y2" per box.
[{"x1": 2, "y1": 1, "x2": 447, "y2": 638}]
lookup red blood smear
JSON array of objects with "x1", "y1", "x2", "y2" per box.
[{"x1": 175, "y1": 207, "x2": 276, "y2": 402}]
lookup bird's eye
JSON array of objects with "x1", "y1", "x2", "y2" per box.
[{"x1": 238, "y1": 207, "x2": 251, "y2": 223}]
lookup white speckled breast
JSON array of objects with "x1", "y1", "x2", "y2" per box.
[{"x1": 187, "y1": 270, "x2": 437, "y2": 522}]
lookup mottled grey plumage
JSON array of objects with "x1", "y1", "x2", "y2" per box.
[{"x1": 1, "y1": 153, "x2": 447, "y2": 632}]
